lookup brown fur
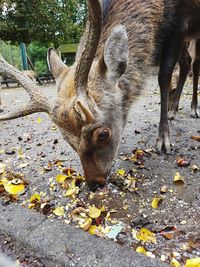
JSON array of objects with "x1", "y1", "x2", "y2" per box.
[{"x1": 46, "y1": 0, "x2": 200, "y2": 189}]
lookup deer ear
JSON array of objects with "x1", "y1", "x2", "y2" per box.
[
  {"x1": 47, "y1": 48, "x2": 68, "y2": 79},
  {"x1": 103, "y1": 25, "x2": 128, "y2": 82}
]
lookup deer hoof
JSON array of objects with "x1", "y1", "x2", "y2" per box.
[
  {"x1": 168, "y1": 110, "x2": 176, "y2": 120},
  {"x1": 156, "y1": 134, "x2": 171, "y2": 154},
  {"x1": 191, "y1": 108, "x2": 200, "y2": 118}
]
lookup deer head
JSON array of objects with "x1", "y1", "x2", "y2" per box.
[{"x1": 0, "y1": 0, "x2": 129, "y2": 191}]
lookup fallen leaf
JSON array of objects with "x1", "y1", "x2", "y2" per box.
[
  {"x1": 136, "y1": 228, "x2": 157, "y2": 244},
  {"x1": 185, "y1": 258, "x2": 200, "y2": 267},
  {"x1": 88, "y1": 225, "x2": 102, "y2": 235},
  {"x1": 159, "y1": 231, "x2": 175, "y2": 240},
  {"x1": 53, "y1": 206, "x2": 65, "y2": 217},
  {"x1": 117, "y1": 169, "x2": 126, "y2": 176},
  {"x1": 191, "y1": 136, "x2": 200, "y2": 142},
  {"x1": 89, "y1": 205, "x2": 102, "y2": 219},
  {"x1": 173, "y1": 172, "x2": 185, "y2": 184},
  {"x1": 29, "y1": 193, "x2": 41, "y2": 203},
  {"x1": 136, "y1": 246, "x2": 147, "y2": 255},
  {"x1": 160, "y1": 185, "x2": 168, "y2": 193},
  {"x1": 3, "y1": 179, "x2": 25, "y2": 195},
  {"x1": 171, "y1": 258, "x2": 180, "y2": 267},
  {"x1": 151, "y1": 196, "x2": 163, "y2": 209},
  {"x1": 192, "y1": 165, "x2": 199, "y2": 172},
  {"x1": 56, "y1": 174, "x2": 67, "y2": 183},
  {"x1": 177, "y1": 158, "x2": 190, "y2": 167},
  {"x1": 79, "y1": 218, "x2": 92, "y2": 231}
]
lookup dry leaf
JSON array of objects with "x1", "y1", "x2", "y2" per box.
[
  {"x1": 136, "y1": 246, "x2": 147, "y2": 255},
  {"x1": 136, "y1": 228, "x2": 157, "y2": 244},
  {"x1": 117, "y1": 169, "x2": 126, "y2": 176},
  {"x1": 89, "y1": 205, "x2": 102, "y2": 219},
  {"x1": 151, "y1": 196, "x2": 163, "y2": 209},
  {"x1": 177, "y1": 158, "x2": 190, "y2": 167},
  {"x1": 79, "y1": 218, "x2": 92, "y2": 231},
  {"x1": 53, "y1": 206, "x2": 65, "y2": 216},
  {"x1": 29, "y1": 193, "x2": 41, "y2": 203},
  {"x1": 56, "y1": 174, "x2": 67, "y2": 183},
  {"x1": 160, "y1": 185, "x2": 168, "y2": 193},
  {"x1": 185, "y1": 258, "x2": 200, "y2": 267},
  {"x1": 171, "y1": 258, "x2": 180, "y2": 267},
  {"x1": 173, "y1": 172, "x2": 185, "y2": 184},
  {"x1": 3, "y1": 179, "x2": 25, "y2": 195},
  {"x1": 191, "y1": 136, "x2": 200, "y2": 142},
  {"x1": 192, "y1": 165, "x2": 199, "y2": 172}
]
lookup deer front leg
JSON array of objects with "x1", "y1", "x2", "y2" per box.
[
  {"x1": 191, "y1": 39, "x2": 200, "y2": 118},
  {"x1": 168, "y1": 44, "x2": 191, "y2": 120},
  {"x1": 157, "y1": 33, "x2": 185, "y2": 153}
]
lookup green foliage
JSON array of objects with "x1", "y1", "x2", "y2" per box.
[
  {"x1": 27, "y1": 42, "x2": 49, "y2": 74},
  {"x1": 0, "y1": 0, "x2": 86, "y2": 46},
  {"x1": 0, "y1": 41, "x2": 22, "y2": 69}
]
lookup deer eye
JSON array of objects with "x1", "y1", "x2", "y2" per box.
[
  {"x1": 98, "y1": 129, "x2": 110, "y2": 141},
  {"x1": 93, "y1": 127, "x2": 111, "y2": 144}
]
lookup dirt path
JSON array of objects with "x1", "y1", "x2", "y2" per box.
[{"x1": 0, "y1": 77, "x2": 200, "y2": 266}]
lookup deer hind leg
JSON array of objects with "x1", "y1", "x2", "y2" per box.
[
  {"x1": 191, "y1": 39, "x2": 200, "y2": 118},
  {"x1": 157, "y1": 31, "x2": 185, "y2": 154},
  {"x1": 168, "y1": 44, "x2": 191, "y2": 120}
]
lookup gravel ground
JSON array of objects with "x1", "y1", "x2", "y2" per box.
[{"x1": 0, "y1": 75, "x2": 200, "y2": 266}]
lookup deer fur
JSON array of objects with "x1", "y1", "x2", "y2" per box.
[{"x1": 1, "y1": 0, "x2": 200, "y2": 190}]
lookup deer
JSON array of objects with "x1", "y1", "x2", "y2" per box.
[
  {"x1": 168, "y1": 38, "x2": 200, "y2": 120},
  {"x1": 1, "y1": 0, "x2": 200, "y2": 191}
]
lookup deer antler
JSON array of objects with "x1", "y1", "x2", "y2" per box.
[
  {"x1": 0, "y1": 55, "x2": 52, "y2": 121},
  {"x1": 74, "y1": 0, "x2": 102, "y2": 96}
]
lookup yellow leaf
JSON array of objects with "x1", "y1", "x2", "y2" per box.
[
  {"x1": 117, "y1": 169, "x2": 126, "y2": 175},
  {"x1": 65, "y1": 179, "x2": 79, "y2": 197},
  {"x1": 173, "y1": 172, "x2": 185, "y2": 184},
  {"x1": 65, "y1": 188, "x2": 77, "y2": 196},
  {"x1": 52, "y1": 125, "x2": 57, "y2": 131},
  {"x1": 88, "y1": 225, "x2": 100, "y2": 235},
  {"x1": 29, "y1": 193, "x2": 41, "y2": 203},
  {"x1": 171, "y1": 258, "x2": 180, "y2": 267},
  {"x1": 56, "y1": 174, "x2": 67, "y2": 183},
  {"x1": 136, "y1": 246, "x2": 147, "y2": 255},
  {"x1": 79, "y1": 218, "x2": 92, "y2": 231},
  {"x1": 17, "y1": 148, "x2": 25, "y2": 160},
  {"x1": 28, "y1": 203, "x2": 36, "y2": 209},
  {"x1": 151, "y1": 197, "x2": 163, "y2": 209},
  {"x1": 136, "y1": 228, "x2": 157, "y2": 244},
  {"x1": 185, "y1": 258, "x2": 200, "y2": 267},
  {"x1": 37, "y1": 117, "x2": 42, "y2": 123},
  {"x1": 53, "y1": 206, "x2": 65, "y2": 216},
  {"x1": 3, "y1": 179, "x2": 25, "y2": 195},
  {"x1": 89, "y1": 205, "x2": 102, "y2": 219}
]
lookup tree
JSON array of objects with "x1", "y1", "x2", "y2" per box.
[{"x1": 0, "y1": 0, "x2": 86, "y2": 47}]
